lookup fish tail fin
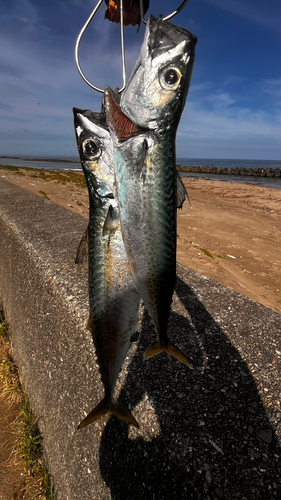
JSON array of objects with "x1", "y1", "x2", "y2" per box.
[
  {"x1": 77, "y1": 399, "x2": 107, "y2": 429},
  {"x1": 77, "y1": 398, "x2": 139, "y2": 430},
  {"x1": 144, "y1": 339, "x2": 193, "y2": 369},
  {"x1": 109, "y1": 400, "x2": 139, "y2": 428}
]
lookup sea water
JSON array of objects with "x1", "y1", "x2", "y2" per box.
[
  {"x1": 0, "y1": 156, "x2": 81, "y2": 171},
  {"x1": 1, "y1": 156, "x2": 281, "y2": 189},
  {"x1": 177, "y1": 158, "x2": 281, "y2": 190}
]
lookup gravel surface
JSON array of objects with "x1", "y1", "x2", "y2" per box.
[{"x1": 100, "y1": 264, "x2": 281, "y2": 500}]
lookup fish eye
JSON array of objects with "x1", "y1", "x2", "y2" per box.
[
  {"x1": 160, "y1": 67, "x2": 182, "y2": 91},
  {"x1": 82, "y1": 139, "x2": 101, "y2": 159}
]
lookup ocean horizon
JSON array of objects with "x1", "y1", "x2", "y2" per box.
[{"x1": 1, "y1": 155, "x2": 281, "y2": 189}]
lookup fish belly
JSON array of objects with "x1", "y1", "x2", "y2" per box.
[{"x1": 88, "y1": 201, "x2": 140, "y2": 393}]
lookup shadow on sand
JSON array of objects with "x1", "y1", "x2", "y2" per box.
[{"x1": 99, "y1": 276, "x2": 281, "y2": 500}]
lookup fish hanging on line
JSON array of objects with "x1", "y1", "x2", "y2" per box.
[
  {"x1": 105, "y1": 15, "x2": 197, "y2": 367},
  {"x1": 73, "y1": 107, "x2": 141, "y2": 429},
  {"x1": 74, "y1": 14, "x2": 197, "y2": 430},
  {"x1": 104, "y1": 0, "x2": 150, "y2": 27}
]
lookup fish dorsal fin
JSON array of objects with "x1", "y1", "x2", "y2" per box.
[{"x1": 105, "y1": 87, "x2": 147, "y2": 143}]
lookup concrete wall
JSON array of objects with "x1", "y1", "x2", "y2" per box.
[
  {"x1": 0, "y1": 178, "x2": 281, "y2": 500},
  {"x1": 0, "y1": 178, "x2": 110, "y2": 499}
]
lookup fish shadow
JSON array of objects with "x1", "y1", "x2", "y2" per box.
[{"x1": 99, "y1": 276, "x2": 281, "y2": 499}]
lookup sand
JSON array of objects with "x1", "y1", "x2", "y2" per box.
[{"x1": 1, "y1": 166, "x2": 280, "y2": 314}]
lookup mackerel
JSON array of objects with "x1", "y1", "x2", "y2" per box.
[
  {"x1": 73, "y1": 108, "x2": 140, "y2": 428},
  {"x1": 105, "y1": 16, "x2": 197, "y2": 365}
]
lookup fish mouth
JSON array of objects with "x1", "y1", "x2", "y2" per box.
[
  {"x1": 147, "y1": 15, "x2": 197, "y2": 59},
  {"x1": 73, "y1": 107, "x2": 107, "y2": 132}
]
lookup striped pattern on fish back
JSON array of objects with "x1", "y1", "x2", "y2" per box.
[
  {"x1": 114, "y1": 129, "x2": 177, "y2": 340},
  {"x1": 139, "y1": 130, "x2": 177, "y2": 338}
]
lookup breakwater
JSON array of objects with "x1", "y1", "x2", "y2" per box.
[
  {"x1": 177, "y1": 165, "x2": 281, "y2": 178},
  {"x1": 0, "y1": 155, "x2": 79, "y2": 164}
]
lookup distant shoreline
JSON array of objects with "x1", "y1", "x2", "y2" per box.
[
  {"x1": 0, "y1": 156, "x2": 80, "y2": 164},
  {"x1": 177, "y1": 164, "x2": 281, "y2": 178},
  {"x1": 1, "y1": 156, "x2": 280, "y2": 179},
  {"x1": 0, "y1": 155, "x2": 281, "y2": 182}
]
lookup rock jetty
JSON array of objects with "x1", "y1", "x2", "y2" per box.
[
  {"x1": 0, "y1": 156, "x2": 79, "y2": 164},
  {"x1": 177, "y1": 165, "x2": 281, "y2": 178}
]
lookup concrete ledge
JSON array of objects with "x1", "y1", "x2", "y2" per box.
[{"x1": 0, "y1": 178, "x2": 281, "y2": 500}]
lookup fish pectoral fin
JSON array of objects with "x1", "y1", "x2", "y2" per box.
[
  {"x1": 176, "y1": 173, "x2": 193, "y2": 210},
  {"x1": 102, "y1": 205, "x2": 118, "y2": 237},
  {"x1": 144, "y1": 339, "x2": 193, "y2": 369},
  {"x1": 176, "y1": 172, "x2": 187, "y2": 209},
  {"x1": 77, "y1": 398, "x2": 139, "y2": 430},
  {"x1": 75, "y1": 227, "x2": 89, "y2": 265}
]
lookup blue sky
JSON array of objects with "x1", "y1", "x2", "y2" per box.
[{"x1": 0, "y1": 0, "x2": 280, "y2": 159}]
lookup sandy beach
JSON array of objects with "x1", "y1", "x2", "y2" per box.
[{"x1": 1, "y1": 165, "x2": 280, "y2": 314}]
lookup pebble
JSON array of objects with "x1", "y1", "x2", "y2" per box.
[
  {"x1": 215, "y1": 487, "x2": 224, "y2": 498},
  {"x1": 258, "y1": 429, "x2": 273, "y2": 444},
  {"x1": 206, "y1": 470, "x2": 212, "y2": 483}
]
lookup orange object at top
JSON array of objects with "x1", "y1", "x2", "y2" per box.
[{"x1": 104, "y1": 0, "x2": 149, "y2": 27}]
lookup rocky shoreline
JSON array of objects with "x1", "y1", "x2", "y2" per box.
[{"x1": 177, "y1": 165, "x2": 281, "y2": 178}]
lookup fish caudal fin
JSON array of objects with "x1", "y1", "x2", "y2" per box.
[
  {"x1": 109, "y1": 400, "x2": 139, "y2": 428},
  {"x1": 77, "y1": 399, "x2": 106, "y2": 429},
  {"x1": 144, "y1": 339, "x2": 193, "y2": 369},
  {"x1": 77, "y1": 398, "x2": 139, "y2": 430}
]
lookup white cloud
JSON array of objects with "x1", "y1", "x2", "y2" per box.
[
  {"x1": 0, "y1": 8, "x2": 142, "y2": 157},
  {"x1": 204, "y1": 0, "x2": 281, "y2": 33},
  {"x1": 0, "y1": 1, "x2": 280, "y2": 159},
  {"x1": 177, "y1": 97, "x2": 281, "y2": 159},
  {"x1": 261, "y1": 77, "x2": 281, "y2": 105},
  {"x1": 223, "y1": 75, "x2": 247, "y2": 87},
  {"x1": 0, "y1": 0, "x2": 40, "y2": 36},
  {"x1": 206, "y1": 90, "x2": 236, "y2": 108}
]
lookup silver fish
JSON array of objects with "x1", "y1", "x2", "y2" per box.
[
  {"x1": 75, "y1": 173, "x2": 189, "y2": 265},
  {"x1": 73, "y1": 108, "x2": 140, "y2": 429},
  {"x1": 120, "y1": 15, "x2": 197, "y2": 130},
  {"x1": 105, "y1": 16, "x2": 196, "y2": 366}
]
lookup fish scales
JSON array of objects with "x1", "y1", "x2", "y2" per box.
[
  {"x1": 73, "y1": 108, "x2": 140, "y2": 429},
  {"x1": 105, "y1": 15, "x2": 197, "y2": 365},
  {"x1": 107, "y1": 107, "x2": 177, "y2": 343},
  {"x1": 137, "y1": 135, "x2": 177, "y2": 335}
]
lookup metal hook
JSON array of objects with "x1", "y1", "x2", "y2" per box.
[
  {"x1": 75, "y1": 0, "x2": 191, "y2": 93},
  {"x1": 75, "y1": 0, "x2": 126, "y2": 94},
  {"x1": 140, "y1": 0, "x2": 191, "y2": 24}
]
